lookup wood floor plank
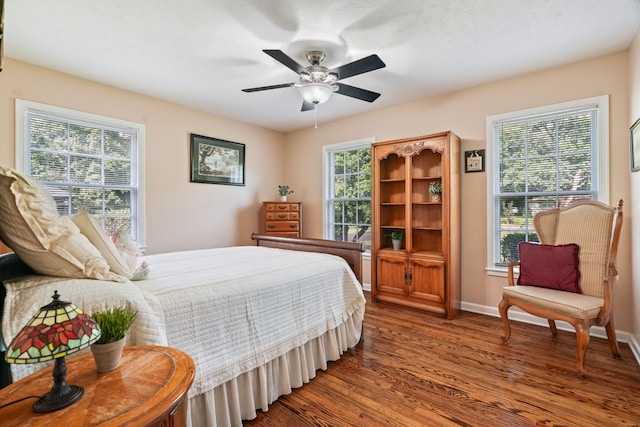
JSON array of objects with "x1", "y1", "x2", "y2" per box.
[{"x1": 245, "y1": 294, "x2": 640, "y2": 426}]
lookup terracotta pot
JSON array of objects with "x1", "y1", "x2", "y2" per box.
[{"x1": 91, "y1": 338, "x2": 126, "y2": 373}]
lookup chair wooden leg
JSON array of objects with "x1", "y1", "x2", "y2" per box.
[
  {"x1": 604, "y1": 319, "x2": 622, "y2": 359},
  {"x1": 548, "y1": 319, "x2": 558, "y2": 336},
  {"x1": 498, "y1": 298, "x2": 512, "y2": 343},
  {"x1": 575, "y1": 322, "x2": 590, "y2": 377}
]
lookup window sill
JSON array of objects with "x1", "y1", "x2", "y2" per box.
[{"x1": 485, "y1": 265, "x2": 519, "y2": 279}]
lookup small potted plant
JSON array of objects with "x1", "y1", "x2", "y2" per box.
[
  {"x1": 386, "y1": 230, "x2": 404, "y2": 250},
  {"x1": 278, "y1": 185, "x2": 294, "y2": 201},
  {"x1": 429, "y1": 181, "x2": 442, "y2": 203},
  {"x1": 90, "y1": 306, "x2": 137, "y2": 373}
]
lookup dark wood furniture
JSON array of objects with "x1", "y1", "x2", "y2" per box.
[
  {"x1": 262, "y1": 201, "x2": 302, "y2": 237},
  {"x1": 251, "y1": 233, "x2": 365, "y2": 284},
  {"x1": 0, "y1": 345, "x2": 195, "y2": 426},
  {"x1": 0, "y1": 241, "x2": 11, "y2": 254},
  {"x1": 371, "y1": 132, "x2": 461, "y2": 318}
]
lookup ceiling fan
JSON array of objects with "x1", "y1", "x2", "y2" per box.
[{"x1": 242, "y1": 49, "x2": 386, "y2": 111}]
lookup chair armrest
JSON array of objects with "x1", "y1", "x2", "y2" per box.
[{"x1": 507, "y1": 261, "x2": 520, "y2": 286}]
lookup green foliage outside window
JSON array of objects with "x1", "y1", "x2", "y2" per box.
[
  {"x1": 496, "y1": 109, "x2": 596, "y2": 264},
  {"x1": 27, "y1": 115, "x2": 136, "y2": 236},
  {"x1": 329, "y1": 146, "x2": 372, "y2": 251}
]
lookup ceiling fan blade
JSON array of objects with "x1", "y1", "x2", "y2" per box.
[
  {"x1": 263, "y1": 49, "x2": 306, "y2": 74},
  {"x1": 335, "y1": 83, "x2": 381, "y2": 102},
  {"x1": 241, "y1": 83, "x2": 294, "y2": 93},
  {"x1": 330, "y1": 54, "x2": 385, "y2": 80},
  {"x1": 301, "y1": 100, "x2": 315, "y2": 111}
]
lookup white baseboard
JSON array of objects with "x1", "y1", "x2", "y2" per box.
[
  {"x1": 362, "y1": 288, "x2": 640, "y2": 367},
  {"x1": 461, "y1": 301, "x2": 640, "y2": 366}
]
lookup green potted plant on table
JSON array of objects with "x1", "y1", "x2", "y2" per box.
[
  {"x1": 90, "y1": 306, "x2": 137, "y2": 373},
  {"x1": 386, "y1": 230, "x2": 404, "y2": 250},
  {"x1": 429, "y1": 181, "x2": 442, "y2": 203},
  {"x1": 278, "y1": 185, "x2": 294, "y2": 201}
]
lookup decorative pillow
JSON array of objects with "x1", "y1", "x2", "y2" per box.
[
  {"x1": 72, "y1": 210, "x2": 133, "y2": 279},
  {"x1": 517, "y1": 242, "x2": 581, "y2": 293},
  {"x1": 0, "y1": 166, "x2": 126, "y2": 282},
  {"x1": 112, "y1": 226, "x2": 149, "y2": 281}
]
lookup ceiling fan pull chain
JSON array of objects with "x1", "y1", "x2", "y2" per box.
[{"x1": 314, "y1": 107, "x2": 318, "y2": 129}]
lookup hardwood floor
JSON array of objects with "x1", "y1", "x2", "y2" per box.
[{"x1": 245, "y1": 293, "x2": 640, "y2": 426}]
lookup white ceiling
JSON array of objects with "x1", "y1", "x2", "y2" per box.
[{"x1": 5, "y1": 0, "x2": 640, "y2": 133}]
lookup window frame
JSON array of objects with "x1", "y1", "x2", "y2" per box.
[
  {"x1": 323, "y1": 137, "x2": 375, "y2": 254},
  {"x1": 485, "y1": 95, "x2": 609, "y2": 275},
  {"x1": 15, "y1": 99, "x2": 147, "y2": 251}
]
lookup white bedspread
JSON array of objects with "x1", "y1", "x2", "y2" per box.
[{"x1": 2, "y1": 246, "x2": 365, "y2": 399}]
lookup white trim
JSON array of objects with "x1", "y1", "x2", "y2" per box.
[
  {"x1": 322, "y1": 137, "x2": 375, "y2": 242},
  {"x1": 460, "y1": 301, "x2": 636, "y2": 360},
  {"x1": 485, "y1": 95, "x2": 609, "y2": 271},
  {"x1": 14, "y1": 99, "x2": 147, "y2": 249}
]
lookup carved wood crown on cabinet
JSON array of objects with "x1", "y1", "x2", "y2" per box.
[
  {"x1": 263, "y1": 202, "x2": 302, "y2": 237},
  {"x1": 371, "y1": 131, "x2": 461, "y2": 319}
]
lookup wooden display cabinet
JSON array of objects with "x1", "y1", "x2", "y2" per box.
[{"x1": 371, "y1": 132, "x2": 460, "y2": 318}]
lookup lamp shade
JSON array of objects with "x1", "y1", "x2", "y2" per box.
[
  {"x1": 4, "y1": 290, "x2": 101, "y2": 413},
  {"x1": 296, "y1": 83, "x2": 336, "y2": 105},
  {"x1": 6, "y1": 291, "x2": 100, "y2": 363}
]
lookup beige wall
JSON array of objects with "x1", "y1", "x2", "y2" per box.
[
  {"x1": 0, "y1": 51, "x2": 635, "y2": 336},
  {"x1": 0, "y1": 58, "x2": 286, "y2": 254},
  {"x1": 629, "y1": 31, "x2": 640, "y2": 350},
  {"x1": 285, "y1": 52, "x2": 634, "y2": 333}
]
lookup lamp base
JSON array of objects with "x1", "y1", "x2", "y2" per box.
[
  {"x1": 33, "y1": 384, "x2": 84, "y2": 413},
  {"x1": 32, "y1": 356, "x2": 84, "y2": 413}
]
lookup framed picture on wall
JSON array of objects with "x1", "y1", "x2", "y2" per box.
[
  {"x1": 190, "y1": 133, "x2": 245, "y2": 185},
  {"x1": 632, "y1": 118, "x2": 640, "y2": 172}
]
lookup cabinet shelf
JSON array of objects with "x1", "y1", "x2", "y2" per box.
[
  {"x1": 411, "y1": 176, "x2": 442, "y2": 181},
  {"x1": 372, "y1": 131, "x2": 460, "y2": 319}
]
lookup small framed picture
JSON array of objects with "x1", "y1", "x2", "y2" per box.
[
  {"x1": 465, "y1": 149, "x2": 485, "y2": 173},
  {"x1": 631, "y1": 117, "x2": 640, "y2": 172},
  {"x1": 190, "y1": 134, "x2": 245, "y2": 185}
]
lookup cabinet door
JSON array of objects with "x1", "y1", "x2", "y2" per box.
[
  {"x1": 376, "y1": 255, "x2": 407, "y2": 295},
  {"x1": 408, "y1": 257, "x2": 445, "y2": 303}
]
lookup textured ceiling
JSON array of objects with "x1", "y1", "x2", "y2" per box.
[{"x1": 5, "y1": 0, "x2": 640, "y2": 133}]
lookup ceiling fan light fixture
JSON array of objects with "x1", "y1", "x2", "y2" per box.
[{"x1": 296, "y1": 83, "x2": 337, "y2": 105}]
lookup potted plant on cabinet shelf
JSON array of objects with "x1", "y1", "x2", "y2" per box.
[
  {"x1": 386, "y1": 230, "x2": 404, "y2": 250},
  {"x1": 429, "y1": 181, "x2": 442, "y2": 203},
  {"x1": 278, "y1": 185, "x2": 294, "y2": 201},
  {"x1": 90, "y1": 306, "x2": 137, "y2": 373}
]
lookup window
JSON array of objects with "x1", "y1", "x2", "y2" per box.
[
  {"x1": 15, "y1": 99, "x2": 146, "y2": 249},
  {"x1": 324, "y1": 138, "x2": 373, "y2": 252},
  {"x1": 486, "y1": 96, "x2": 608, "y2": 271}
]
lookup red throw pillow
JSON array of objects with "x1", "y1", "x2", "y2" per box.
[{"x1": 517, "y1": 242, "x2": 581, "y2": 293}]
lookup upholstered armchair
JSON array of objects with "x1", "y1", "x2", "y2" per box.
[{"x1": 498, "y1": 199, "x2": 623, "y2": 377}]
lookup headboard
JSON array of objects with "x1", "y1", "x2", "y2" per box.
[{"x1": 0, "y1": 253, "x2": 35, "y2": 388}]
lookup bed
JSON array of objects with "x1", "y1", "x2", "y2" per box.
[{"x1": 0, "y1": 166, "x2": 366, "y2": 427}]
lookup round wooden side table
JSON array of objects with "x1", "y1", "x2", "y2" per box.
[{"x1": 0, "y1": 345, "x2": 195, "y2": 426}]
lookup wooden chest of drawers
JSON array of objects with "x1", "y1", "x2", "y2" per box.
[{"x1": 263, "y1": 202, "x2": 302, "y2": 237}]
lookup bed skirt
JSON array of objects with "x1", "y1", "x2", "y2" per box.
[{"x1": 187, "y1": 305, "x2": 364, "y2": 427}]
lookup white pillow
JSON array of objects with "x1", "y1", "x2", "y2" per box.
[
  {"x1": 72, "y1": 210, "x2": 133, "y2": 279},
  {"x1": 0, "y1": 166, "x2": 126, "y2": 282}
]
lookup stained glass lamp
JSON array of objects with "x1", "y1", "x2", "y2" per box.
[{"x1": 5, "y1": 290, "x2": 101, "y2": 413}]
